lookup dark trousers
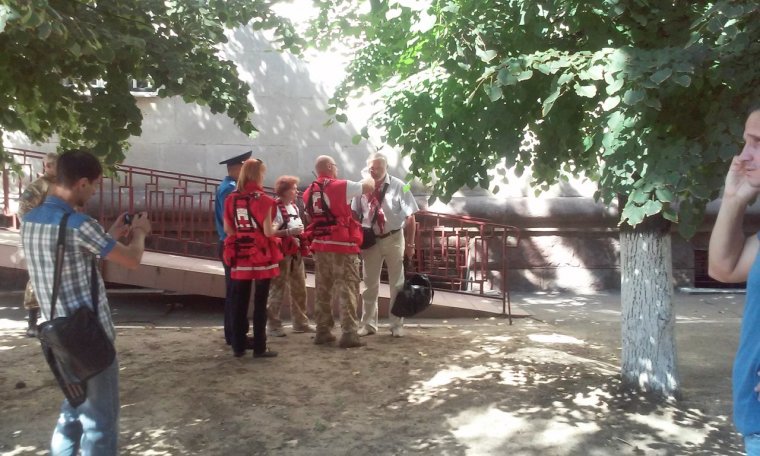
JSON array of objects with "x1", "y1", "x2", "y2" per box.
[
  {"x1": 218, "y1": 241, "x2": 234, "y2": 345},
  {"x1": 230, "y1": 278, "x2": 270, "y2": 354}
]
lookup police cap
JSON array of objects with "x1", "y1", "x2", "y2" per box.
[{"x1": 218, "y1": 150, "x2": 252, "y2": 165}]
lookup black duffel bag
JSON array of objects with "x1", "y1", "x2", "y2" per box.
[{"x1": 391, "y1": 273, "x2": 434, "y2": 318}]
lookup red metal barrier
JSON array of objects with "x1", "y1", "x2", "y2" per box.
[
  {"x1": 412, "y1": 211, "x2": 520, "y2": 322},
  {"x1": 2, "y1": 148, "x2": 520, "y2": 319}
]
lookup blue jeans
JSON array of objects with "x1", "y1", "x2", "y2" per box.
[
  {"x1": 746, "y1": 433, "x2": 760, "y2": 456},
  {"x1": 51, "y1": 358, "x2": 119, "y2": 456}
]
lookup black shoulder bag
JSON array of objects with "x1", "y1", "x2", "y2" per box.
[
  {"x1": 37, "y1": 212, "x2": 116, "y2": 407},
  {"x1": 360, "y1": 182, "x2": 389, "y2": 250}
]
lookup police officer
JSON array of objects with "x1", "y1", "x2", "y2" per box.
[
  {"x1": 303, "y1": 155, "x2": 373, "y2": 348},
  {"x1": 17, "y1": 152, "x2": 58, "y2": 337},
  {"x1": 214, "y1": 150, "x2": 252, "y2": 348}
]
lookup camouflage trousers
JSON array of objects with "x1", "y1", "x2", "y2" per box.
[
  {"x1": 312, "y1": 251, "x2": 361, "y2": 335},
  {"x1": 267, "y1": 253, "x2": 311, "y2": 331},
  {"x1": 23, "y1": 280, "x2": 39, "y2": 311}
]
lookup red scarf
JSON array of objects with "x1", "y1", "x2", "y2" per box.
[{"x1": 368, "y1": 180, "x2": 386, "y2": 234}]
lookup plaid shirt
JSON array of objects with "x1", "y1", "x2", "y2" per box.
[{"x1": 21, "y1": 196, "x2": 118, "y2": 340}]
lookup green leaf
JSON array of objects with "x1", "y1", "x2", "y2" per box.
[
  {"x1": 650, "y1": 68, "x2": 673, "y2": 85},
  {"x1": 621, "y1": 204, "x2": 645, "y2": 227},
  {"x1": 351, "y1": 134, "x2": 362, "y2": 145},
  {"x1": 335, "y1": 113, "x2": 348, "y2": 123},
  {"x1": 69, "y1": 42, "x2": 82, "y2": 57},
  {"x1": 602, "y1": 96, "x2": 620, "y2": 111},
  {"x1": 476, "y1": 48, "x2": 497, "y2": 63},
  {"x1": 606, "y1": 78, "x2": 624, "y2": 95},
  {"x1": 574, "y1": 84, "x2": 597, "y2": 98},
  {"x1": 586, "y1": 65, "x2": 605, "y2": 81},
  {"x1": 631, "y1": 189, "x2": 649, "y2": 204},
  {"x1": 622, "y1": 89, "x2": 645, "y2": 106},
  {"x1": 37, "y1": 21, "x2": 51, "y2": 40},
  {"x1": 542, "y1": 88, "x2": 561, "y2": 117},
  {"x1": 487, "y1": 84, "x2": 502, "y2": 102},
  {"x1": 655, "y1": 187, "x2": 675, "y2": 203},
  {"x1": 642, "y1": 199, "x2": 663, "y2": 216},
  {"x1": 662, "y1": 208, "x2": 678, "y2": 223},
  {"x1": 672, "y1": 74, "x2": 691, "y2": 87},
  {"x1": 516, "y1": 70, "x2": 533, "y2": 81}
]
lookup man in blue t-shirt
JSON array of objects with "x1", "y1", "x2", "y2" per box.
[
  {"x1": 709, "y1": 105, "x2": 760, "y2": 455},
  {"x1": 214, "y1": 150, "x2": 251, "y2": 346}
]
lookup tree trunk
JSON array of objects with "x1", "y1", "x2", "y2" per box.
[{"x1": 620, "y1": 220, "x2": 680, "y2": 399}]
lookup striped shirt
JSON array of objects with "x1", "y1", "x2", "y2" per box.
[{"x1": 21, "y1": 196, "x2": 118, "y2": 340}]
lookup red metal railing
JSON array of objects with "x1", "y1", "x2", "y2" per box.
[
  {"x1": 412, "y1": 211, "x2": 520, "y2": 322},
  {"x1": 3, "y1": 148, "x2": 520, "y2": 319}
]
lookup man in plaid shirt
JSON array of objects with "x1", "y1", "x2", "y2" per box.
[{"x1": 21, "y1": 149, "x2": 152, "y2": 456}]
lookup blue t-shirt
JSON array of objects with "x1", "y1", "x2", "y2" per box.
[
  {"x1": 215, "y1": 176, "x2": 236, "y2": 241},
  {"x1": 734, "y1": 232, "x2": 760, "y2": 436}
]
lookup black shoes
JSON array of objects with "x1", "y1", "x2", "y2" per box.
[{"x1": 227, "y1": 337, "x2": 256, "y2": 350}]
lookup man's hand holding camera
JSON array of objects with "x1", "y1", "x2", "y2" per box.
[{"x1": 109, "y1": 211, "x2": 152, "y2": 240}]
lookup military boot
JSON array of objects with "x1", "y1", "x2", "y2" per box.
[
  {"x1": 338, "y1": 332, "x2": 366, "y2": 349},
  {"x1": 314, "y1": 331, "x2": 336, "y2": 345},
  {"x1": 26, "y1": 309, "x2": 39, "y2": 338}
]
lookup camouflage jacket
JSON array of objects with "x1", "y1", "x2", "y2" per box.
[{"x1": 17, "y1": 175, "x2": 55, "y2": 220}]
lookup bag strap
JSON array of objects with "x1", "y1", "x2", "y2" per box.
[
  {"x1": 276, "y1": 200, "x2": 290, "y2": 230},
  {"x1": 307, "y1": 180, "x2": 337, "y2": 224},
  {"x1": 49, "y1": 213, "x2": 71, "y2": 319},
  {"x1": 369, "y1": 182, "x2": 389, "y2": 226},
  {"x1": 50, "y1": 212, "x2": 99, "y2": 320},
  {"x1": 233, "y1": 193, "x2": 265, "y2": 234}
]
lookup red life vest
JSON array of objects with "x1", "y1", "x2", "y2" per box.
[
  {"x1": 302, "y1": 177, "x2": 362, "y2": 254},
  {"x1": 276, "y1": 200, "x2": 309, "y2": 257},
  {"x1": 223, "y1": 189, "x2": 282, "y2": 280}
]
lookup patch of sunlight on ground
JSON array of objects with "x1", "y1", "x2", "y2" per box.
[
  {"x1": 630, "y1": 408, "x2": 716, "y2": 445},
  {"x1": 507, "y1": 347, "x2": 617, "y2": 375},
  {"x1": 572, "y1": 387, "x2": 612, "y2": 410},
  {"x1": 448, "y1": 406, "x2": 525, "y2": 454},
  {"x1": 482, "y1": 335, "x2": 513, "y2": 343},
  {"x1": 535, "y1": 419, "x2": 600, "y2": 448},
  {"x1": 499, "y1": 365, "x2": 555, "y2": 386},
  {"x1": 122, "y1": 428, "x2": 180, "y2": 455},
  {"x1": 1, "y1": 445, "x2": 39, "y2": 456},
  {"x1": 0, "y1": 319, "x2": 24, "y2": 329},
  {"x1": 528, "y1": 333, "x2": 585, "y2": 345},
  {"x1": 407, "y1": 365, "x2": 491, "y2": 404}
]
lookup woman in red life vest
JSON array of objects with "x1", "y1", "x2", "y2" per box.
[
  {"x1": 267, "y1": 175, "x2": 317, "y2": 337},
  {"x1": 223, "y1": 158, "x2": 282, "y2": 358}
]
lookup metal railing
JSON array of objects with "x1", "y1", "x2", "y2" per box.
[
  {"x1": 3, "y1": 148, "x2": 520, "y2": 319},
  {"x1": 412, "y1": 211, "x2": 520, "y2": 323}
]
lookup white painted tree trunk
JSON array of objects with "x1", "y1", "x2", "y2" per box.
[{"x1": 620, "y1": 228, "x2": 680, "y2": 398}]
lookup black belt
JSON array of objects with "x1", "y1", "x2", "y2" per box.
[{"x1": 376, "y1": 228, "x2": 400, "y2": 239}]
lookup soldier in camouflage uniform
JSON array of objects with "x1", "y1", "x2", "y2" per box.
[{"x1": 17, "y1": 152, "x2": 58, "y2": 337}]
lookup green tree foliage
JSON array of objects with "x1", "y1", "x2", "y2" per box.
[
  {"x1": 0, "y1": 0, "x2": 302, "y2": 167},
  {"x1": 311, "y1": 0, "x2": 760, "y2": 238}
]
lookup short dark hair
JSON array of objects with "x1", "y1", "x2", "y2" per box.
[{"x1": 56, "y1": 149, "x2": 103, "y2": 187}]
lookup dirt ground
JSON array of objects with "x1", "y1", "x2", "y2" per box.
[{"x1": 0, "y1": 291, "x2": 746, "y2": 455}]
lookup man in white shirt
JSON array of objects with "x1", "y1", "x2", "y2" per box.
[{"x1": 352, "y1": 152, "x2": 419, "y2": 337}]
